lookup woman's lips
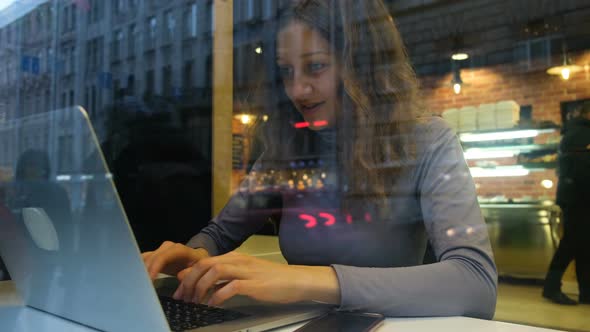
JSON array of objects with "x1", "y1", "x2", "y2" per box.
[{"x1": 300, "y1": 101, "x2": 325, "y2": 114}]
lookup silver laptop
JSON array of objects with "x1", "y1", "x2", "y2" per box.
[{"x1": 0, "y1": 106, "x2": 329, "y2": 332}]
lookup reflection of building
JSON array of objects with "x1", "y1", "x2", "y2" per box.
[
  {"x1": 0, "y1": 109, "x2": 87, "y2": 196},
  {"x1": 0, "y1": 0, "x2": 218, "y2": 161},
  {"x1": 0, "y1": 0, "x2": 298, "y2": 174},
  {"x1": 2, "y1": 0, "x2": 588, "y2": 198}
]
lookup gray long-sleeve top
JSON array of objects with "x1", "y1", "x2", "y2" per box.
[{"x1": 187, "y1": 117, "x2": 497, "y2": 319}]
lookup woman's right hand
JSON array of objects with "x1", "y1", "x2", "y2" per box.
[{"x1": 142, "y1": 241, "x2": 210, "y2": 280}]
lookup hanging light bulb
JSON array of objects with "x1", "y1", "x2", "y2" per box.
[
  {"x1": 451, "y1": 67, "x2": 463, "y2": 95},
  {"x1": 541, "y1": 179, "x2": 554, "y2": 189},
  {"x1": 547, "y1": 42, "x2": 582, "y2": 81},
  {"x1": 548, "y1": 62, "x2": 581, "y2": 80},
  {"x1": 561, "y1": 67, "x2": 571, "y2": 80},
  {"x1": 234, "y1": 114, "x2": 254, "y2": 125},
  {"x1": 240, "y1": 114, "x2": 252, "y2": 124}
]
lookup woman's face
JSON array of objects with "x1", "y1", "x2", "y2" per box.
[{"x1": 277, "y1": 22, "x2": 340, "y2": 130}]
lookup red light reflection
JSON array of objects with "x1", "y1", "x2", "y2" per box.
[
  {"x1": 298, "y1": 214, "x2": 317, "y2": 228},
  {"x1": 313, "y1": 120, "x2": 328, "y2": 127},
  {"x1": 294, "y1": 122, "x2": 310, "y2": 129},
  {"x1": 297, "y1": 211, "x2": 373, "y2": 228},
  {"x1": 345, "y1": 214, "x2": 353, "y2": 224},
  {"x1": 319, "y1": 212, "x2": 336, "y2": 226}
]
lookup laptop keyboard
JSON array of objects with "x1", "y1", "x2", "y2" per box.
[{"x1": 159, "y1": 295, "x2": 250, "y2": 331}]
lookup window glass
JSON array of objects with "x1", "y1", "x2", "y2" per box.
[{"x1": 0, "y1": 1, "x2": 588, "y2": 330}]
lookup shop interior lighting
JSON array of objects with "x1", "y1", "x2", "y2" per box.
[
  {"x1": 547, "y1": 61, "x2": 583, "y2": 80},
  {"x1": 234, "y1": 113, "x2": 254, "y2": 125},
  {"x1": 460, "y1": 129, "x2": 543, "y2": 142},
  {"x1": 464, "y1": 144, "x2": 548, "y2": 154},
  {"x1": 463, "y1": 149, "x2": 516, "y2": 160},
  {"x1": 463, "y1": 143, "x2": 557, "y2": 159},
  {"x1": 547, "y1": 43, "x2": 582, "y2": 80},
  {"x1": 541, "y1": 179, "x2": 554, "y2": 189},
  {"x1": 255, "y1": 46, "x2": 263, "y2": 54},
  {"x1": 453, "y1": 82, "x2": 462, "y2": 95},
  {"x1": 451, "y1": 53, "x2": 469, "y2": 61},
  {"x1": 240, "y1": 114, "x2": 252, "y2": 125},
  {"x1": 469, "y1": 166, "x2": 530, "y2": 178},
  {"x1": 450, "y1": 36, "x2": 469, "y2": 62},
  {"x1": 451, "y1": 67, "x2": 463, "y2": 95}
]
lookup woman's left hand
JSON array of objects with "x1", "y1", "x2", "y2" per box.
[{"x1": 173, "y1": 251, "x2": 340, "y2": 307}]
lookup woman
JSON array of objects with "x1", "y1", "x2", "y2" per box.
[{"x1": 143, "y1": 0, "x2": 497, "y2": 319}]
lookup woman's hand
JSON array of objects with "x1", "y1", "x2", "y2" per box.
[
  {"x1": 142, "y1": 241, "x2": 210, "y2": 280},
  {"x1": 173, "y1": 251, "x2": 341, "y2": 307}
]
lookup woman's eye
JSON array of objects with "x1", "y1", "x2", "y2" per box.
[
  {"x1": 278, "y1": 66, "x2": 293, "y2": 80},
  {"x1": 308, "y1": 63, "x2": 327, "y2": 73}
]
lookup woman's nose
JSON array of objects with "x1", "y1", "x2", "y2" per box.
[{"x1": 291, "y1": 76, "x2": 313, "y2": 100}]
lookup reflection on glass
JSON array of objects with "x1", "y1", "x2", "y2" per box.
[{"x1": 0, "y1": 0, "x2": 588, "y2": 330}]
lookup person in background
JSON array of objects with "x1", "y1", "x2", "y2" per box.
[
  {"x1": 543, "y1": 100, "x2": 590, "y2": 305},
  {"x1": 12, "y1": 149, "x2": 71, "y2": 227},
  {"x1": 0, "y1": 149, "x2": 71, "y2": 280},
  {"x1": 143, "y1": 0, "x2": 497, "y2": 319}
]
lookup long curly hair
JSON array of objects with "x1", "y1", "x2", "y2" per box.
[{"x1": 251, "y1": 0, "x2": 423, "y2": 207}]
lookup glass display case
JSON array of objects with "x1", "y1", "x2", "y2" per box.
[{"x1": 457, "y1": 124, "x2": 563, "y2": 278}]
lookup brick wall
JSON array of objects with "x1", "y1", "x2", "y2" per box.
[
  {"x1": 421, "y1": 52, "x2": 590, "y2": 122},
  {"x1": 419, "y1": 51, "x2": 590, "y2": 201}
]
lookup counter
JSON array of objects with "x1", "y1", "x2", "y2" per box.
[{"x1": 481, "y1": 203, "x2": 560, "y2": 279}]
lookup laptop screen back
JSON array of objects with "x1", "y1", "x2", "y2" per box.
[{"x1": 0, "y1": 107, "x2": 170, "y2": 332}]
